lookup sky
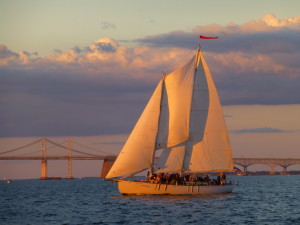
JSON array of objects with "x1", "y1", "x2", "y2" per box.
[{"x1": 1, "y1": 0, "x2": 300, "y2": 178}]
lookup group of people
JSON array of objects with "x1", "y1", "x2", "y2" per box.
[{"x1": 146, "y1": 172, "x2": 227, "y2": 186}]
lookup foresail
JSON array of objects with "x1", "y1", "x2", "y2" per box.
[{"x1": 106, "y1": 80, "x2": 163, "y2": 179}]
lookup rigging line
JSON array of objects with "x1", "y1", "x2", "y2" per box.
[
  {"x1": 0, "y1": 139, "x2": 41, "y2": 155},
  {"x1": 71, "y1": 141, "x2": 115, "y2": 156}
]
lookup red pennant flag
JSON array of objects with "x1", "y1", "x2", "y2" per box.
[{"x1": 200, "y1": 35, "x2": 218, "y2": 39}]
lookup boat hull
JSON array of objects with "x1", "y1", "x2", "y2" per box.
[{"x1": 118, "y1": 180, "x2": 233, "y2": 195}]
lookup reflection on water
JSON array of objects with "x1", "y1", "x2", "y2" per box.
[{"x1": 0, "y1": 176, "x2": 299, "y2": 224}]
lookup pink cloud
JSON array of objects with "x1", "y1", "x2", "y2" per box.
[
  {"x1": 1, "y1": 14, "x2": 300, "y2": 137},
  {"x1": 207, "y1": 51, "x2": 295, "y2": 78},
  {"x1": 2, "y1": 13, "x2": 299, "y2": 81},
  {"x1": 1, "y1": 13, "x2": 300, "y2": 102},
  {"x1": 192, "y1": 14, "x2": 300, "y2": 35}
]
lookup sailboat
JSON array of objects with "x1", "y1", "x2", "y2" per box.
[{"x1": 106, "y1": 44, "x2": 234, "y2": 195}]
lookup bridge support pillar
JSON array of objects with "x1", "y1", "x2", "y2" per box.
[
  {"x1": 41, "y1": 159, "x2": 48, "y2": 179},
  {"x1": 100, "y1": 158, "x2": 115, "y2": 178},
  {"x1": 242, "y1": 166, "x2": 248, "y2": 175},
  {"x1": 66, "y1": 139, "x2": 73, "y2": 179},
  {"x1": 280, "y1": 166, "x2": 288, "y2": 175},
  {"x1": 41, "y1": 138, "x2": 48, "y2": 180},
  {"x1": 268, "y1": 164, "x2": 276, "y2": 175}
]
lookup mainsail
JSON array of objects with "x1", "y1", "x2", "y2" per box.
[
  {"x1": 105, "y1": 80, "x2": 163, "y2": 179},
  {"x1": 106, "y1": 46, "x2": 233, "y2": 179}
]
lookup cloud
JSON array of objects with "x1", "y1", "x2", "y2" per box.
[
  {"x1": 88, "y1": 38, "x2": 118, "y2": 53},
  {"x1": 53, "y1": 49, "x2": 63, "y2": 54},
  {"x1": 1, "y1": 14, "x2": 300, "y2": 137},
  {"x1": 101, "y1": 21, "x2": 116, "y2": 30},
  {"x1": 137, "y1": 14, "x2": 300, "y2": 54},
  {"x1": 231, "y1": 127, "x2": 298, "y2": 134},
  {"x1": 0, "y1": 45, "x2": 33, "y2": 66},
  {"x1": 133, "y1": 14, "x2": 300, "y2": 107},
  {"x1": 0, "y1": 67, "x2": 153, "y2": 137},
  {"x1": 260, "y1": 14, "x2": 300, "y2": 27}
]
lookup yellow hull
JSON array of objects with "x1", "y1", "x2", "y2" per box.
[{"x1": 118, "y1": 180, "x2": 233, "y2": 195}]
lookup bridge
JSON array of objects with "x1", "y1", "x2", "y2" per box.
[
  {"x1": 234, "y1": 158, "x2": 300, "y2": 175},
  {"x1": 0, "y1": 138, "x2": 299, "y2": 178},
  {"x1": 0, "y1": 138, "x2": 116, "y2": 179}
]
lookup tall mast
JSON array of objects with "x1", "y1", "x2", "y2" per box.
[
  {"x1": 195, "y1": 44, "x2": 201, "y2": 69},
  {"x1": 151, "y1": 74, "x2": 166, "y2": 173}
]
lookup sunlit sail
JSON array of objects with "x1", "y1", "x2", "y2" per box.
[{"x1": 106, "y1": 44, "x2": 234, "y2": 195}]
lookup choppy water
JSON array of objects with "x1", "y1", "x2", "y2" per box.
[{"x1": 0, "y1": 175, "x2": 299, "y2": 225}]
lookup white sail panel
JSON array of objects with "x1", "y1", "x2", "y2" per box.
[
  {"x1": 106, "y1": 80, "x2": 163, "y2": 179},
  {"x1": 155, "y1": 144, "x2": 186, "y2": 173},
  {"x1": 164, "y1": 56, "x2": 195, "y2": 147},
  {"x1": 182, "y1": 53, "x2": 208, "y2": 170},
  {"x1": 155, "y1": 83, "x2": 169, "y2": 149},
  {"x1": 185, "y1": 52, "x2": 234, "y2": 172},
  {"x1": 187, "y1": 138, "x2": 232, "y2": 172}
]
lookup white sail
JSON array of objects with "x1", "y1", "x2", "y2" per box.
[
  {"x1": 106, "y1": 80, "x2": 163, "y2": 179},
  {"x1": 183, "y1": 51, "x2": 234, "y2": 172},
  {"x1": 156, "y1": 48, "x2": 233, "y2": 173},
  {"x1": 164, "y1": 56, "x2": 195, "y2": 147},
  {"x1": 155, "y1": 56, "x2": 196, "y2": 173},
  {"x1": 106, "y1": 46, "x2": 234, "y2": 179},
  {"x1": 155, "y1": 143, "x2": 186, "y2": 173},
  {"x1": 155, "y1": 81, "x2": 169, "y2": 149}
]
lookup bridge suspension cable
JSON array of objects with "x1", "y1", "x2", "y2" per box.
[
  {"x1": 71, "y1": 140, "x2": 116, "y2": 156},
  {"x1": 46, "y1": 140, "x2": 67, "y2": 150},
  {"x1": 0, "y1": 139, "x2": 41, "y2": 155},
  {"x1": 19, "y1": 149, "x2": 42, "y2": 157},
  {"x1": 45, "y1": 138, "x2": 105, "y2": 157}
]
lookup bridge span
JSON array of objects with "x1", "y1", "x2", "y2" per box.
[
  {"x1": 234, "y1": 158, "x2": 300, "y2": 175},
  {"x1": 0, "y1": 138, "x2": 117, "y2": 179},
  {"x1": 0, "y1": 138, "x2": 299, "y2": 178}
]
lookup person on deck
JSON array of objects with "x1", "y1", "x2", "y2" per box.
[
  {"x1": 217, "y1": 173, "x2": 221, "y2": 185},
  {"x1": 221, "y1": 173, "x2": 226, "y2": 185},
  {"x1": 204, "y1": 175, "x2": 211, "y2": 185}
]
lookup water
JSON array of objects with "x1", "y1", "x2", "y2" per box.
[{"x1": 0, "y1": 175, "x2": 299, "y2": 225}]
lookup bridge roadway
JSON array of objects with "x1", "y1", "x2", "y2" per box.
[
  {"x1": 234, "y1": 157, "x2": 300, "y2": 174},
  {"x1": 1, "y1": 138, "x2": 298, "y2": 177},
  {"x1": 1, "y1": 155, "x2": 300, "y2": 177},
  {"x1": 1, "y1": 156, "x2": 299, "y2": 166}
]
